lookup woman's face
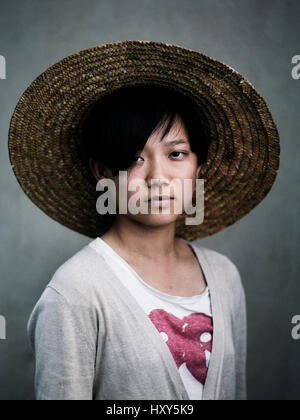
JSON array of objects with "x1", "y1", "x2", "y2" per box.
[{"x1": 103, "y1": 114, "x2": 201, "y2": 228}]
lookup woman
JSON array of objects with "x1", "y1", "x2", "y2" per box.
[{"x1": 8, "y1": 40, "x2": 280, "y2": 400}]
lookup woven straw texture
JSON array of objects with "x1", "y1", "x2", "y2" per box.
[{"x1": 8, "y1": 40, "x2": 280, "y2": 240}]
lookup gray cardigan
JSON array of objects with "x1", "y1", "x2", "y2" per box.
[{"x1": 27, "y1": 241, "x2": 247, "y2": 400}]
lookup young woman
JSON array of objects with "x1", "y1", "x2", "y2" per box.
[{"x1": 8, "y1": 40, "x2": 280, "y2": 400}]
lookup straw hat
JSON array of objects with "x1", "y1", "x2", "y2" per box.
[{"x1": 8, "y1": 40, "x2": 280, "y2": 241}]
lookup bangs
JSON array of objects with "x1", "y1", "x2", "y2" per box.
[{"x1": 79, "y1": 84, "x2": 211, "y2": 177}]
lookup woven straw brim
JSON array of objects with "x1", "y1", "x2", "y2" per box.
[{"x1": 8, "y1": 40, "x2": 280, "y2": 240}]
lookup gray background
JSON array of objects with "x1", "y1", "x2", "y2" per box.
[{"x1": 0, "y1": 0, "x2": 299, "y2": 400}]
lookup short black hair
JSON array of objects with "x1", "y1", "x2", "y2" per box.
[{"x1": 78, "y1": 84, "x2": 211, "y2": 177}]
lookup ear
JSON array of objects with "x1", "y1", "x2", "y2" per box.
[
  {"x1": 196, "y1": 164, "x2": 201, "y2": 178},
  {"x1": 89, "y1": 158, "x2": 106, "y2": 181}
]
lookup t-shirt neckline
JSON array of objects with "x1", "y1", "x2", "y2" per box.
[{"x1": 93, "y1": 237, "x2": 209, "y2": 302}]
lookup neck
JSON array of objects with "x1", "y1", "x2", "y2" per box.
[{"x1": 102, "y1": 215, "x2": 183, "y2": 261}]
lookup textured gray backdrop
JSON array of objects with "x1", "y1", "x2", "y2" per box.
[{"x1": 0, "y1": 0, "x2": 299, "y2": 400}]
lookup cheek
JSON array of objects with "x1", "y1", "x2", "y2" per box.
[
  {"x1": 176, "y1": 175, "x2": 199, "y2": 208},
  {"x1": 178, "y1": 165, "x2": 198, "y2": 190},
  {"x1": 115, "y1": 173, "x2": 146, "y2": 205},
  {"x1": 127, "y1": 173, "x2": 145, "y2": 199}
]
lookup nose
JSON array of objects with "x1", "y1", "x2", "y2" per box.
[{"x1": 145, "y1": 157, "x2": 170, "y2": 190}]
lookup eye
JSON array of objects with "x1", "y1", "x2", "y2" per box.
[
  {"x1": 170, "y1": 151, "x2": 188, "y2": 159},
  {"x1": 133, "y1": 151, "x2": 188, "y2": 163}
]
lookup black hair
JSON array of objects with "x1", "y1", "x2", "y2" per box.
[{"x1": 78, "y1": 84, "x2": 211, "y2": 178}]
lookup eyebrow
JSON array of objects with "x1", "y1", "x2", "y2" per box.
[
  {"x1": 163, "y1": 139, "x2": 189, "y2": 147},
  {"x1": 136, "y1": 139, "x2": 189, "y2": 155}
]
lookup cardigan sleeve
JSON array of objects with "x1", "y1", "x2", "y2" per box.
[
  {"x1": 232, "y1": 268, "x2": 248, "y2": 400},
  {"x1": 27, "y1": 286, "x2": 96, "y2": 400}
]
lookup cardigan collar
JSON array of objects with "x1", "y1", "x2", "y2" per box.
[
  {"x1": 88, "y1": 240, "x2": 225, "y2": 401},
  {"x1": 190, "y1": 243, "x2": 225, "y2": 400}
]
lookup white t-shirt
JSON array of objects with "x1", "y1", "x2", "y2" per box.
[{"x1": 89, "y1": 237, "x2": 213, "y2": 400}]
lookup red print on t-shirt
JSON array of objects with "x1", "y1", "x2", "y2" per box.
[{"x1": 149, "y1": 310, "x2": 213, "y2": 385}]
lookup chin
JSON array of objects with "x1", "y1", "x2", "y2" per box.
[{"x1": 128, "y1": 213, "x2": 180, "y2": 227}]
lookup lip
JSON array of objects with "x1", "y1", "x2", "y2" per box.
[
  {"x1": 146, "y1": 196, "x2": 174, "y2": 202},
  {"x1": 146, "y1": 197, "x2": 175, "y2": 208}
]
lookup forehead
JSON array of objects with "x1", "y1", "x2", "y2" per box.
[{"x1": 145, "y1": 115, "x2": 190, "y2": 149}]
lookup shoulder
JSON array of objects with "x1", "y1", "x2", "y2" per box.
[
  {"x1": 41, "y1": 243, "x2": 111, "y2": 307},
  {"x1": 27, "y1": 244, "x2": 105, "y2": 355},
  {"x1": 191, "y1": 243, "x2": 246, "y2": 309},
  {"x1": 192, "y1": 242, "x2": 241, "y2": 278},
  {"x1": 202, "y1": 245, "x2": 241, "y2": 280},
  {"x1": 27, "y1": 244, "x2": 109, "y2": 342}
]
